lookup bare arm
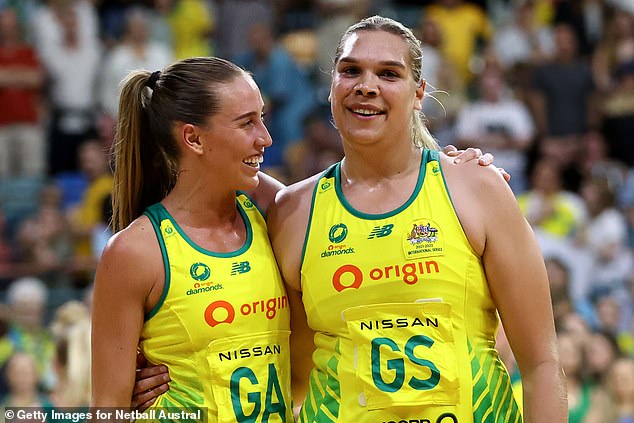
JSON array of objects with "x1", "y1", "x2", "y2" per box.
[
  {"x1": 267, "y1": 176, "x2": 319, "y2": 406},
  {"x1": 445, "y1": 158, "x2": 567, "y2": 422},
  {"x1": 91, "y1": 218, "x2": 162, "y2": 406}
]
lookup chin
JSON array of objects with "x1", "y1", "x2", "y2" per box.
[{"x1": 237, "y1": 174, "x2": 260, "y2": 192}]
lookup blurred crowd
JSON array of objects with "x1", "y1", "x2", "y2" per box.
[{"x1": 0, "y1": 0, "x2": 632, "y2": 420}]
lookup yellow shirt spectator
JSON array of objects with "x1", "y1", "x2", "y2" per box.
[
  {"x1": 169, "y1": 0, "x2": 214, "y2": 59},
  {"x1": 425, "y1": 1, "x2": 493, "y2": 84}
]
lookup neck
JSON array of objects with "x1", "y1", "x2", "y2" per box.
[
  {"x1": 340, "y1": 141, "x2": 423, "y2": 183},
  {"x1": 163, "y1": 176, "x2": 238, "y2": 228}
]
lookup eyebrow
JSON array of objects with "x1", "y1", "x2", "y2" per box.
[
  {"x1": 338, "y1": 57, "x2": 406, "y2": 69},
  {"x1": 232, "y1": 111, "x2": 259, "y2": 122}
]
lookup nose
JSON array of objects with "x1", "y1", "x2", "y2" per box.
[
  {"x1": 257, "y1": 122, "x2": 273, "y2": 147},
  {"x1": 354, "y1": 74, "x2": 378, "y2": 96}
]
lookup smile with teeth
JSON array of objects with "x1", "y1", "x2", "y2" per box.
[
  {"x1": 243, "y1": 156, "x2": 263, "y2": 167},
  {"x1": 351, "y1": 108, "x2": 383, "y2": 116}
]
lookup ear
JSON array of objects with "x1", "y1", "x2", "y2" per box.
[
  {"x1": 413, "y1": 80, "x2": 426, "y2": 111},
  {"x1": 181, "y1": 123, "x2": 204, "y2": 155}
]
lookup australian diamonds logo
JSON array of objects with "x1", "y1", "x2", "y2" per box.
[
  {"x1": 403, "y1": 219, "x2": 444, "y2": 259},
  {"x1": 187, "y1": 262, "x2": 223, "y2": 296},
  {"x1": 321, "y1": 223, "x2": 355, "y2": 258},
  {"x1": 190, "y1": 262, "x2": 211, "y2": 281}
]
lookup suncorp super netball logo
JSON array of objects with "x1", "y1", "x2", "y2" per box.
[{"x1": 204, "y1": 296, "x2": 289, "y2": 327}]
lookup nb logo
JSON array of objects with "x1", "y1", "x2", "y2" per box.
[
  {"x1": 231, "y1": 261, "x2": 252, "y2": 275},
  {"x1": 368, "y1": 224, "x2": 394, "y2": 239}
]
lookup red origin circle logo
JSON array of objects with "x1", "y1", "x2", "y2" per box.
[
  {"x1": 204, "y1": 300, "x2": 235, "y2": 327},
  {"x1": 332, "y1": 264, "x2": 363, "y2": 292}
]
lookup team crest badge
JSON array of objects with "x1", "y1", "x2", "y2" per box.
[{"x1": 403, "y1": 219, "x2": 445, "y2": 259}]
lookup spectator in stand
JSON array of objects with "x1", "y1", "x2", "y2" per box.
[
  {"x1": 147, "y1": 0, "x2": 173, "y2": 51},
  {"x1": 583, "y1": 330, "x2": 621, "y2": 387},
  {"x1": 454, "y1": 67, "x2": 535, "y2": 193},
  {"x1": 621, "y1": 170, "x2": 634, "y2": 250},
  {"x1": 0, "y1": 352, "x2": 52, "y2": 408},
  {"x1": 98, "y1": 6, "x2": 173, "y2": 149},
  {"x1": 578, "y1": 129, "x2": 627, "y2": 191},
  {"x1": 66, "y1": 140, "x2": 112, "y2": 285},
  {"x1": 284, "y1": 109, "x2": 343, "y2": 184},
  {"x1": 577, "y1": 177, "x2": 632, "y2": 312},
  {"x1": 94, "y1": 0, "x2": 130, "y2": 48},
  {"x1": 493, "y1": 0, "x2": 555, "y2": 71},
  {"x1": 167, "y1": 0, "x2": 214, "y2": 59},
  {"x1": 518, "y1": 156, "x2": 586, "y2": 238},
  {"x1": 214, "y1": 0, "x2": 275, "y2": 59},
  {"x1": 31, "y1": 0, "x2": 98, "y2": 50},
  {"x1": 594, "y1": 295, "x2": 634, "y2": 356},
  {"x1": 593, "y1": 357, "x2": 634, "y2": 423},
  {"x1": 234, "y1": 22, "x2": 317, "y2": 170},
  {"x1": 601, "y1": 60, "x2": 634, "y2": 168},
  {"x1": 0, "y1": 277, "x2": 56, "y2": 392},
  {"x1": 529, "y1": 22, "x2": 597, "y2": 138},
  {"x1": 0, "y1": 211, "x2": 14, "y2": 286},
  {"x1": 592, "y1": 5, "x2": 634, "y2": 92},
  {"x1": 424, "y1": 0, "x2": 493, "y2": 86},
  {"x1": 552, "y1": 0, "x2": 607, "y2": 58},
  {"x1": 31, "y1": 0, "x2": 101, "y2": 176},
  {"x1": 558, "y1": 330, "x2": 595, "y2": 423},
  {"x1": 415, "y1": 16, "x2": 464, "y2": 145},
  {"x1": 15, "y1": 183, "x2": 74, "y2": 288},
  {"x1": 48, "y1": 300, "x2": 90, "y2": 408},
  {"x1": 0, "y1": 8, "x2": 45, "y2": 178},
  {"x1": 545, "y1": 256, "x2": 575, "y2": 326}
]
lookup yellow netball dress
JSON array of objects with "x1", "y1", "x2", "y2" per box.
[
  {"x1": 138, "y1": 193, "x2": 293, "y2": 423},
  {"x1": 300, "y1": 149, "x2": 522, "y2": 423}
]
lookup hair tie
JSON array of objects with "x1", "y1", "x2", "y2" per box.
[{"x1": 146, "y1": 70, "x2": 161, "y2": 89}]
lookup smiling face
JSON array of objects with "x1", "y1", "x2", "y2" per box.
[
  {"x1": 196, "y1": 74, "x2": 272, "y2": 192},
  {"x1": 329, "y1": 30, "x2": 424, "y2": 148}
]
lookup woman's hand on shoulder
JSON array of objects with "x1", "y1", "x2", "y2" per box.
[{"x1": 442, "y1": 144, "x2": 510, "y2": 183}]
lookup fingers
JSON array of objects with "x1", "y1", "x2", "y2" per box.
[
  {"x1": 442, "y1": 144, "x2": 459, "y2": 156},
  {"x1": 498, "y1": 167, "x2": 512, "y2": 183},
  {"x1": 453, "y1": 147, "x2": 482, "y2": 164},
  {"x1": 130, "y1": 383, "x2": 169, "y2": 411},
  {"x1": 133, "y1": 366, "x2": 170, "y2": 395},
  {"x1": 477, "y1": 153, "x2": 494, "y2": 166}
]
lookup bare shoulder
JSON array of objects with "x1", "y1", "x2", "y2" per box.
[
  {"x1": 96, "y1": 215, "x2": 162, "y2": 298},
  {"x1": 249, "y1": 171, "x2": 286, "y2": 214},
  {"x1": 269, "y1": 172, "x2": 321, "y2": 228},
  {"x1": 439, "y1": 153, "x2": 516, "y2": 255},
  {"x1": 268, "y1": 172, "x2": 322, "y2": 291},
  {"x1": 102, "y1": 216, "x2": 158, "y2": 261}
]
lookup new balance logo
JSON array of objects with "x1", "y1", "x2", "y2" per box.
[
  {"x1": 231, "y1": 261, "x2": 251, "y2": 275},
  {"x1": 367, "y1": 224, "x2": 394, "y2": 239}
]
